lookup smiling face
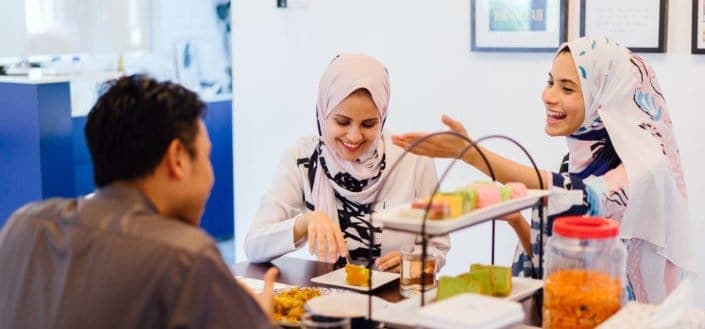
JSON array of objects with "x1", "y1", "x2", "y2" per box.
[
  {"x1": 542, "y1": 51, "x2": 586, "y2": 137},
  {"x1": 324, "y1": 89, "x2": 381, "y2": 161}
]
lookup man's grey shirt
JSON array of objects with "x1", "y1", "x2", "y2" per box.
[{"x1": 0, "y1": 184, "x2": 274, "y2": 329}]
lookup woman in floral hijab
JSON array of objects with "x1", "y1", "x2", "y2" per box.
[{"x1": 393, "y1": 36, "x2": 694, "y2": 303}]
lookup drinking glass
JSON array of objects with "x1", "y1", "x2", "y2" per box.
[{"x1": 399, "y1": 244, "x2": 438, "y2": 298}]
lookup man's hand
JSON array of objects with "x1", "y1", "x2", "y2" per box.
[{"x1": 258, "y1": 267, "x2": 279, "y2": 321}]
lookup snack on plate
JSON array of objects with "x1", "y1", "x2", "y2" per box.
[
  {"x1": 411, "y1": 193, "x2": 465, "y2": 219},
  {"x1": 503, "y1": 182, "x2": 528, "y2": 200},
  {"x1": 345, "y1": 264, "x2": 370, "y2": 287},
  {"x1": 436, "y1": 276, "x2": 483, "y2": 301},
  {"x1": 436, "y1": 263, "x2": 512, "y2": 301},
  {"x1": 472, "y1": 182, "x2": 502, "y2": 208},
  {"x1": 273, "y1": 287, "x2": 322, "y2": 323},
  {"x1": 468, "y1": 263, "x2": 512, "y2": 297},
  {"x1": 407, "y1": 181, "x2": 528, "y2": 220}
]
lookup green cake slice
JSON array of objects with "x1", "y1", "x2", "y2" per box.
[
  {"x1": 469, "y1": 264, "x2": 512, "y2": 297},
  {"x1": 436, "y1": 275, "x2": 483, "y2": 301}
]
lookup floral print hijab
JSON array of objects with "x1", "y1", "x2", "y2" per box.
[{"x1": 562, "y1": 37, "x2": 694, "y2": 300}]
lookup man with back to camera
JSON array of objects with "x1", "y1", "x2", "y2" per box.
[{"x1": 0, "y1": 75, "x2": 278, "y2": 328}]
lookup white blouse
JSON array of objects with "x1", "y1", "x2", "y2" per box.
[{"x1": 244, "y1": 134, "x2": 450, "y2": 267}]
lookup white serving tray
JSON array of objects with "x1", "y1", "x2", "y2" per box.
[
  {"x1": 374, "y1": 189, "x2": 551, "y2": 235},
  {"x1": 374, "y1": 277, "x2": 543, "y2": 328}
]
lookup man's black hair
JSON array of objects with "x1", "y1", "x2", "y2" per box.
[{"x1": 85, "y1": 74, "x2": 206, "y2": 187}]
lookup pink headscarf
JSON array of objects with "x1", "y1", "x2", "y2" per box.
[{"x1": 312, "y1": 54, "x2": 391, "y2": 224}]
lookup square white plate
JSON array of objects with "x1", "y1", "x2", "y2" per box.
[
  {"x1": 310, "y1": 267, "x2": 400, "y2": 292},
  {"x1": 374, "y1": 276, "x2": 543, "y2": 328},
  {"x1": 417, "y1": 293, "x2": 524, "y2": 329}
]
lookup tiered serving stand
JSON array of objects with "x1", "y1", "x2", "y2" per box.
[{"x1": 363, "y1": 132, "x2": 550, "y2": 327}]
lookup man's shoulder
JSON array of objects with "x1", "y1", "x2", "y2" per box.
[
  {"x1": 11, "y1": 197, "x2": 75, "y2": 218},
  {"x1": 135, "y1": 216, "x2": 216, "y2": 255},
  {"x1": 8, "y1": 196, "x2": 216, "y2": 257},
  {"x1": 3, "y1": 198, "x2": 76, "y2": 232}
]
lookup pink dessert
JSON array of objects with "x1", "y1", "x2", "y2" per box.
[
  {"x1": 472, "y1": 183, "x2": 502, "y2": 208},
  {"x1": 505, "y1": 182, "x2": 528, "y2": 199}
]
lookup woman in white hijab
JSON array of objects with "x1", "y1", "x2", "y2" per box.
[
  {"x1": 245, "y1": 54, "x2": 450, "y2": 272},
  {"x1": 393, "y1": 37, "x2": 694, "y2": 303}
]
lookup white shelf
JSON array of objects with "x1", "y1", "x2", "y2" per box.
[{"x1": 374, "y1": 189, "x2": 552, "y2": 235}]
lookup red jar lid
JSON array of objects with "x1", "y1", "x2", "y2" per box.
[{"x1": 553, "y1": 216, "x2": 619, "y2": 239}]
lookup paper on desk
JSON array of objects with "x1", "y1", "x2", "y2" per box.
[{"x1": 235, "y1": 276, "x2": 292, "y2": 294}]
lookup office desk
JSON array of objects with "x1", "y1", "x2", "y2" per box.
[{"x1": 232, "y1": 257, "x2": 541, "y2": 328}]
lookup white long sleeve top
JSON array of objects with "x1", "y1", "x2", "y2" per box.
[{"x1": 244, "y1": 135, "x2": 450, "y2": 266}]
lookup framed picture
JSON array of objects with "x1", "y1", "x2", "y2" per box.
[
  {"x1": 694, "y1": 0, "x2": 705, "y2": 54},
  {"x1": 579, "y1": 0, "x2": 668, "y2": 53},
  {"x1": 470, "y1": 0, "x2": 568, "y2": 52}
]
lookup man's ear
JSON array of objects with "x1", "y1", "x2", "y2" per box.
[{"x1": 164, "y1": 139, "x2": 187, "y2": 179}]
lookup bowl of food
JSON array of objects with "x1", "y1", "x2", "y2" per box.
[{"x1": 273, "y1": 287, "x2": 349, "y2": 327}]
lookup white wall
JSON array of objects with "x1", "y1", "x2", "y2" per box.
[
  {"x1": 0, "y1": 0, "x2": 26, "y2": 58},
  {"x1": 150, "y1": 0, "x2": 230, "y2": 93},
  {"x1": 232, "y1": 0, "x2": 705, "y2": 307}
]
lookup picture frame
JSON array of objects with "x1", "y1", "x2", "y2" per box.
[
  {"x1": 579, "y1": 0, "x2": 668, "y2": 53},
  {"x1": 470, "y1": 0, "x2": 568, "y2": 52},
  {"x1": 693, "y1": 0, "x2": 705, "y2": 54}
]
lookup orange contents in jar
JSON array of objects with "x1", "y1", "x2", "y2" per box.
[{"x1": 543, "y1": 269, "x2": 621, "y2": 329}]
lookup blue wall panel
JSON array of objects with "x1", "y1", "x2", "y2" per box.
[
  {"x1": 201, "y1": 99, "x2": 234, "y2": 240},
  {"x1": 0, "y1": 81, "x2": 73, "y2": 226},
  {"x1": 70, "y1": 99, "x2": 234, "y2": 240}
]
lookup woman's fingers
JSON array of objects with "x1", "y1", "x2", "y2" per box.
[
  {"x1": 391, "y1": 133, "x2": 423, "y2": 150},
  {"x1": 375, "y1": 251, "x2": 401, "y2": 271},
  {"x1": 387, "y1": 264, "x2": 401, "y2": 273},
  {"x1": 316, "y1": 225, "x2": 327, "y2": 261},
  {"x1": 335, "y1": 229, "x2": 348, "y2": 258},
  {"x1": 307, "y1": 214, "x2": 347, "y2": 263},
  {"x1": 325, "y1": 230, "x2": 338, "y2": 263},
  {"x1": 441, "y1": 114, "x2": 468, "y2": 135}
]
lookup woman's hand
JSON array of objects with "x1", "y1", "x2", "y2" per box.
[
  {"x1": 391, "y1": 114, "x2": 472, "y2": 159},
  {"x1": 500, "y1": 212, "x2": 524, "y2": 226},
  {"x1": 375, "y1": 251, "x2": 401, "y2": 273},
  {"x1": 295, "y1": 211, "x2": 348, "y2": 263},
  {"x1": 501, "y1": 212, "x2": 532, "y2": 257}
]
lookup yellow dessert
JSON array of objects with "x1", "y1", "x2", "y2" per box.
[{"x1": 345, "y1": 264, "x2": 370, "y2": 287}]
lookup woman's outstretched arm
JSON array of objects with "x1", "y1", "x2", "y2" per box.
[{"x1": 391, "y1": 114, "x2": 551, "y2": 189}]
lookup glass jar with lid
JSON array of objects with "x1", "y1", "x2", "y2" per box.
[{"x1": 543, "y1": 216, "x2": 626, "y2": 329}]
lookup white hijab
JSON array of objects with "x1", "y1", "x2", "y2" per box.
[
  {"x1": 312, "y1": 54, "x2": 391, "y2": 224},
  {"x1": 560, "y1": 37, "x2": 694, "y2": 276}
]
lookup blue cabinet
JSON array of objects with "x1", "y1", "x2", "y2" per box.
[
  {"x1": 0, "y1": 80, "x2": 75, "y2": 227},
  {"x1": 71, "y1": 99, "x2": 234, "y2": 240},
  {"x1": 1, "y1": 79, "x2": 234, "y2": 240},
  {"x1": 201, "y1": 99, "x2": 234, "y2": 240}
]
